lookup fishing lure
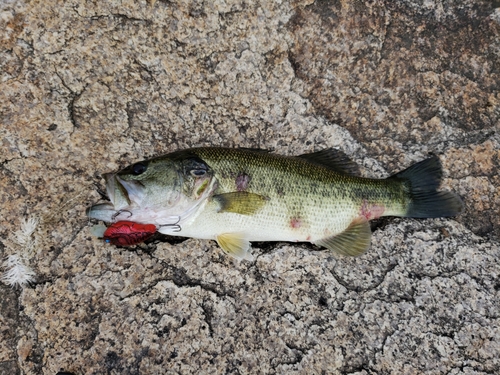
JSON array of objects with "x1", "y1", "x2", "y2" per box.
[{"x1": 103, "y1": 221, "x2": 157, "y2": 246}]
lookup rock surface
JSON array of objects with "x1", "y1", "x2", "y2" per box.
[{"x1": 1, "y1": 0, "x2": 499, "y2": 374}]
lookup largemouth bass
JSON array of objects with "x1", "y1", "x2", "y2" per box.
[{"x1": 87, "y1": 147, "x2": 463, "y2": 260}]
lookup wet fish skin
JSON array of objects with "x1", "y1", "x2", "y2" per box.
[{"x1": 87, "y1": 147, "x2": 463, "y2": 259}]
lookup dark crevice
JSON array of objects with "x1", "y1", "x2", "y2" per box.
[
  {"x1": 68, "y1": 90, "x2": 84, "y2": 130},
  {"x1": 90, "y1": 13, "x2": 152, "y2": 26},
  {"x1": 280, "y1": 341, "x2": 307, "y2": 366},
  {"x1": 330, "y1": 260, "x2": 398, "y2": 293},
  {"x1": 200, "y1": 301, "x2": 215, "y2": 337},
  {"x1": 117, "y1": 259, "x2": 233, "y2": 301},
  {"x1": 54, "y1": 71, "x2": 86, "y2": 132}
]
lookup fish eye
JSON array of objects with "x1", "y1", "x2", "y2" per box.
[
  {"x1": 132, "y1": 162, "x2": 147, "y2": 175},
  {"x1": 190, "y1": 169, "x2": 206, "y2": 177}
]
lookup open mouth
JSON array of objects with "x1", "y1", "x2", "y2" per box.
[
  {"x1": 86, "y1": 174, "x2": 144, "y2": 222},
  {"x1": 104, "y1": 173, "x2": 145, "y2": 209},
  {"x1": 103, "y1": 173, "x2": 124, "y2": 207}
]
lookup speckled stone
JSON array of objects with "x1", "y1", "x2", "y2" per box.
[
  {"x1": 0, "y1": 0, "x2": 499, "y2": 374},
  {"x1": 288, "y1": 0, "x2": 500, "y2": 239}
]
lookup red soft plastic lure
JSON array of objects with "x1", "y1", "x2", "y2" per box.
[{"x1": 103, "y1": 221, "x2": 157, "y2": 246}]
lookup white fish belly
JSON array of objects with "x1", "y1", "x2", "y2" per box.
[{"x1": 176, "y1": 200, "x2": 359, "y2": 243}]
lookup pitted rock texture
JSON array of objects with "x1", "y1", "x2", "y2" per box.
[
  {"x1": 0, "y1": 0, "x2": 499, "y2": 374},
  {"x1": 289, "y1": 0, "x2": 500, "y2": 240}
]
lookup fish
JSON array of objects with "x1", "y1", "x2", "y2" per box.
[{"x1": 87, "y1": 147, "x2": 463, "y2": 260}]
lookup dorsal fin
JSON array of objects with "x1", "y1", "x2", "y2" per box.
[{"x1": 297, "y1": 148, "x2": 360, "y2": 175}]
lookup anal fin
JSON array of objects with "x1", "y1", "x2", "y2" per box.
[
  {"x1": 216, "y1": 232, "x2": 254, "y2": 261},
  {"x1": 315, "y1": 217, "x2": 371, "y2": 257}
]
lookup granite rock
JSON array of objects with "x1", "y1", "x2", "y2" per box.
[{"x1": 0, "y1": 0, "x2": 499, "y2": 374}]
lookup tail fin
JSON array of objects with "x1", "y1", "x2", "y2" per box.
[{"x1": 389, "y1": 156, "x2": 463, "y2": 218}]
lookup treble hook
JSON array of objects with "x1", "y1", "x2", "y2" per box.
[
  {"x1": 112, "y1": 210, "x2": 133, "y2": 220},
  {"x1": 159, "y1": 216, "x2": 182, "y2": 232}
]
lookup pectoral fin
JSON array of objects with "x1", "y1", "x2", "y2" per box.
[
  {"x1": 315, "y1": 217, "x2": 371, "y2": 256},
  {"x1": 216, "y1": 233, "x2": 254, "y2": 261},
  {"x1": 213, "y1": 192, "x2": 268, "y2": 215}
]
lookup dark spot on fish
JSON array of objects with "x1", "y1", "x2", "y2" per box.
[
  {"x1": 235, "y1": 172, "x2": 251, "y2": 191},
  {"x1": 276, "y1": 186, "x2": 285, "y2": 197},
  {"x1": 310, "y1": 182, "x2": 319, "y2": 190}
]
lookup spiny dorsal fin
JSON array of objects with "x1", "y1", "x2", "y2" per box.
[
  {"x1": 213, "y1": 192, "x2": 268, "y2": 215},
  {"x1": 297, "y1": 148, "x2": 360, "y2": 176},
  {"x1": 315, "y1": 217, "x2": 371, "y2": 256},
  {"x1": 216, "y1": 233, "x2": 254, "y2": 260}
]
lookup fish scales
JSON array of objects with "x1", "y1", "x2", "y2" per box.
[
  {"x1": 183, "y1": 148, "x2": 404, "y2": 241},
  {"x1": 87, "y1": 147, "x2": 463, "y2": 259}
]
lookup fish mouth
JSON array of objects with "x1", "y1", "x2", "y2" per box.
[
  {"x1": 104, "y1": 173, "x2": 146, "y2": 209},
  {"x1": 87, "y1": 173, "x2": 146, "y2": 222},
  {"x1": 85, "y1": 202, "x2": 116, "y2": 222},
  {"x1": 103, "y1": 172, "x2": 120, "y2": 207}
]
